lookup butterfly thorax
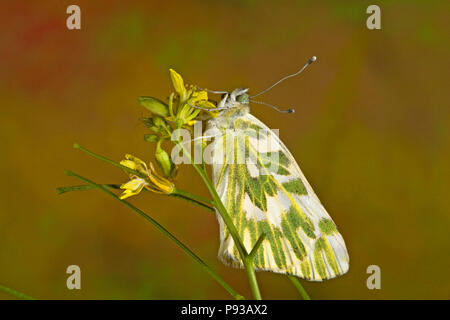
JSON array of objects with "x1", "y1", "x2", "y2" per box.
[
  {"x1": 209, "y1": 102, "x2": 250, "y2": 131},
  {"x1": 207, "y1": 87, "x2": 251, "y2": 131}
]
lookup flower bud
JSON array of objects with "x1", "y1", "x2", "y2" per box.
[
  {"x1": 141, "y1": 117, "x2": 160, "y2": 133},
  {"x1": 169, "y1": 69, "x2": 187, "y2": 101},
  {"x1": 155, "y1": 141, "x2": 175, "y2": 178},
  {"x1": 138, "y1": 96, "x2": 169, "y2": 117},
  {"x1": 144, "y1": 134, "x2": 159, "y2": 142},
  {"x1": 152, "y1": 116, "x2": 167, "y2": 129}
]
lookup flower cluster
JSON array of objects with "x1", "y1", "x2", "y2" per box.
[
  {"x1": 139, "y1": 69, "x2": 216, "y2": 132},
  {"x1": 119, "y1": 154, "x2": 175, "y2": 199},
  {"x1": 119, "y1": 69, "x2": 217, "y2": 199}
]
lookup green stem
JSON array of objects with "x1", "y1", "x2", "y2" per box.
[
  {"x1": 0, "y1": 284, "x2": 35, "y2": 300},
  {"x1": 173, "y1": 188, "x2": 215, "y2": 207},
  {"x1": 73, "y1": 143, "x2": 147, "y2": 179},
  {"x1": 56, "y1": 184, "x2": 120, "y2": 194},
  {"x1": 71, "y1": 144, "x2": 216, "y2": 213},
  {"x1": 175, "y1": 139, "x2": 262, "y2": 300},
  {"x1": 65, "y1": 170, "x2": 244, "y2": 300},
  {"x1": 248, "y1": 234, "x2": 266, "y2": 259},
  {"x1": 170, "y1": 193, "x2": 214, "y2": 213},
  {"x1": 288, "y1": 276, "x2": 311, "y2": 300},
  {"x1": 197, "y1": 169, "x2": 262, "y2": 299},
  {"x1": 72, "y1": 143, "x2": 261, "y2": 299},
  {"x1": 168, "y1": 92, "x2": 175, "y2": 119},
  {"x1": 57, "y1": 184, "x2": 215, "y2": 213},
  {"x1": 57, "y1": 177, "x2": 263, "y2": 299},
  {"x1": 243, "y1": 260, "x2": 261, "y2": 300}
]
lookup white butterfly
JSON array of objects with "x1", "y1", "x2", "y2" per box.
[{"x1": 203, "y1": 57, "x2": 349, "y2": 281}]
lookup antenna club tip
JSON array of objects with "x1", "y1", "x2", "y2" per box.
[
  {"x1": 310, "y1": 56, "x2": 317, "y2": 63},
  {"x1": 287, "y1": 108, "x2": 295, "y2": 114}
]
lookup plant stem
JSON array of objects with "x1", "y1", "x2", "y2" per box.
[
  {"x1": 173, "y1": 188, "x2": 215, "y2": 207},
  {"x1": 170, "y1": 192, "x2": 215, "y2": 213},
  {"x1": 0, "y1": 284, "x2": 35, "y2": 300},
  {"x1": 73, "y1": 143, "x2": 147, "y2": 179},
  {"x1": 57, "y1": 184, "x2": 215, "y2": 213},
  {"x1": 197, "y1": 166, "x2": 262, "y2": 300},
  {"x1": 288, "y1": 276, "x2": 311, "y2": 300},
  {"x1": 175, "y1": 139, "x2": 263, "y2": 300},
  {"x1": 72, "y1": 143, "x2": 261, "y2": 299},
  {"x1": 71, "y1": 144, "x2": 216, "y2": 212},
  {"x1": 65, "y1": 170, "x2": 244, "y2": 300},
  {"x1": 56, "y1": 184, "x2": 120, "y2": 194},
  {"x1": 243, "y1": 260, "x2": 261, "y2": 300}
]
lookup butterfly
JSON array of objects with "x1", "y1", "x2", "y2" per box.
[{"x1": 202, "y1": 57, "x2": 349, "y2": 281}]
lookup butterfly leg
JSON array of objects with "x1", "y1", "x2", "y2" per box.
[
  {"x1": 188, "y1": 103, "x2": 227, "y2": 111},
  {"x1": 217, "y1": 93, "x2": 229, "y2": 109},
  {"x1": 196, "y1": 86, "x2": 228, "y2": 95}
]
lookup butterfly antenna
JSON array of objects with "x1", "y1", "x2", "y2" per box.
[
  {"x1": 249, "y1": 99, "x2": 295, "y2": 114},
  {"x1": 250, "y1": 56, "x2": 317, "y2": 98}
]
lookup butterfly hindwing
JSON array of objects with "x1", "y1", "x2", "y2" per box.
[{"x1": 210, "y1": 111, "x2": 349, "y2": 281}]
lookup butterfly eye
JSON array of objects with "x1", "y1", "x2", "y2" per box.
[{"x1": 236, "y1": 93, "x2": 249, "y2": 104}]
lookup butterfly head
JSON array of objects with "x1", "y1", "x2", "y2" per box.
[
  {"x1": 216, "y1": 87, "x2": 294, "y2": 114},
  {"x1": 217, "y1": 88, "x2": 249, "y2": 109},
  {"x1": 235, "y1": 91, "x2": 250, "y2": 104}
]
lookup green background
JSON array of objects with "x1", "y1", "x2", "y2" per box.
[{"x1": 0, "y1": 0, "x2": 449, "y2": 299}]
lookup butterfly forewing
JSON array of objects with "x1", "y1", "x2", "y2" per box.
[{"x1": 210, "y1": 111, "x2": 349, "y2": 281}]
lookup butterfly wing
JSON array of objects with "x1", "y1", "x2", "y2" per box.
[{"x1": 210, "y1": 112, "x2": 349, "y2": 281}]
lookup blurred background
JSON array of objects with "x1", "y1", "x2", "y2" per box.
[{"x1": 0, "y1": 0, "x2": 448, "y2": 299}]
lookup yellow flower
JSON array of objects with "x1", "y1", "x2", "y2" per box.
[
  {"x1": 119, "y1": 154, "x2": 174, "y2": 199},
  {"x1": 119, "y1": 178, "x2": 149, "y2": 199},
  {"x1": 169, "y1": 69, "x2": 187, "y2": 101},
  {"x1": 188, "y1": 90, "x2": 208, "y2": 103},
  {"x1": 188, "y1": 89, "x2": 215, "y2": 108},
  {"x1": 168, "y1": 69, "x2": 219, "y2": 127},
  {"x1": 120, "y1": 154, "x2": 148, "y2": 176}
]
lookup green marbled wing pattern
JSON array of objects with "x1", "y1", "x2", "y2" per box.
[{"x1": 211, "y1": 113, "x2": 349, "y2": 281}]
